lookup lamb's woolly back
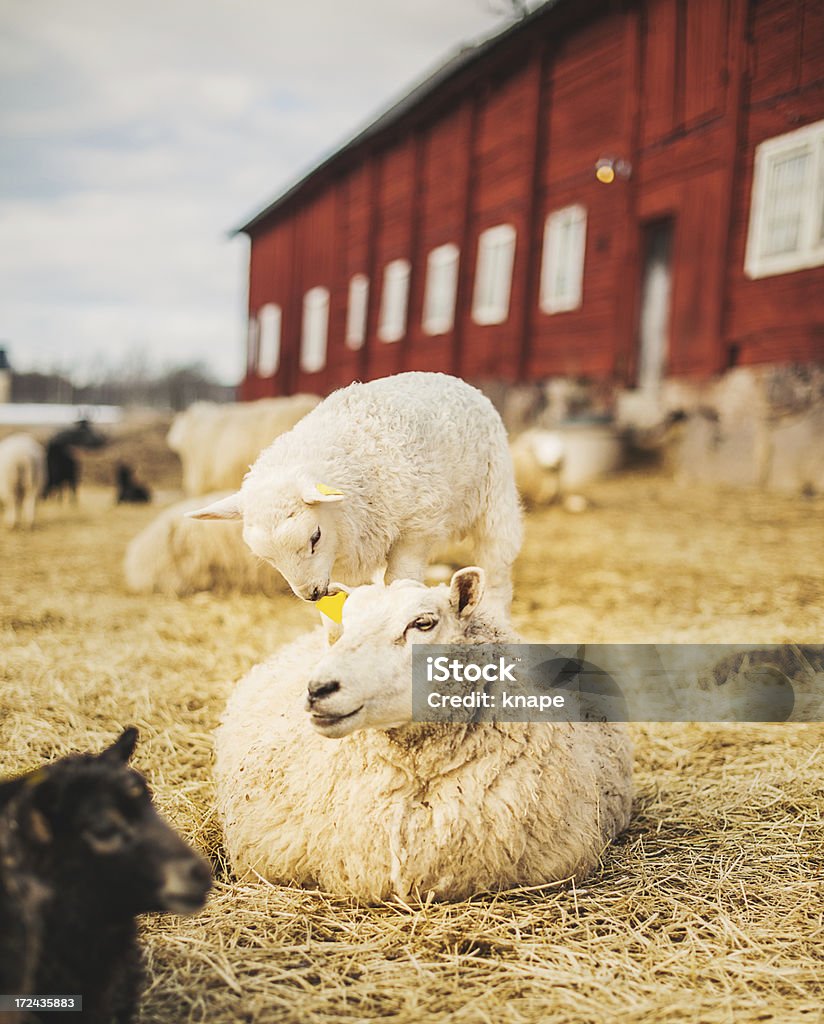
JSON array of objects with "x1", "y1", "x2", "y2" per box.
[{"x1": 215, "y1": 570, "x2": 632, "y2": 902}]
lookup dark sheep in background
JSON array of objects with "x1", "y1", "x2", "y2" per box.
[
  {"x1": 42, "y1": 421, "x2": 108, "y2": 502},
  {"x1": 50, "y1": 420, "x2": 107, "y2": 450},
  {"x1": 116, "y1": 464, "x2": 151, "y2": 504},
  {"x1": 42, "y1": 440, "x2": 78, "y2": 501},
  {"x1": 0, "y1": 729, "x2": 211, "y2": 1024}
]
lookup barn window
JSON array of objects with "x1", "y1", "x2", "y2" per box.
[
  {"x1": 257, "y1": 303, "x2": 281, "y2": 376},
  {"x1": 472, "y1": 224, "x2": 516, "y2": 325},
  {"x1": 346, "y1": 274, "x2": 369, "y2": 350},
  {"x1": 378, "y1": 259, "x2": 411, "y2": 343},
  {"x1": 422, "y1": 243, "x2": 460, "y2": 335},
  {"x1": 540, "y1": 204, "x2": 587, "y2": 314},
  {"x1": 246, "y1": 314, "x2": 260, "y2": 374},
  {"x1": 300, "y1": 287, "x2": 329, "y2": 373},
  {"x1": 745, "y1": 119, "x2": 824, "y2": 279}
]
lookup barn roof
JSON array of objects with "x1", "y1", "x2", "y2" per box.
[{"x1": 233, "y1": 0, "x2": 573, "y2": 236}]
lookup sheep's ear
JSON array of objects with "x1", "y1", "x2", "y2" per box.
[
  {"x1": 300, "y1": 479, "x2": 345, "y2": 505},
  {"x1": 449, "y1": 567, "x2": 485, "y2": 619},
  {"x1": 185, "y1": 494, "x2": 242, "y2": 520},
  {"x1": 100, "y1": 727, "x2": 139, "y2": 765}
]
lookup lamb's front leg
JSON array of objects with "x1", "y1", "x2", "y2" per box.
[{"x1": 384, "y1": 537, "x2": 431, "y2": 585}]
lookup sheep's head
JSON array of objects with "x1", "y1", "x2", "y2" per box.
[
  {"x1": 305, "y1": 567, "x2": 487, "y2": 738},
  {"x1": 187, "y1": 472, "x2": 344, "y2": 602},
  {"x1": 1, "y1": 729, "x2": 212, "y2": 917}
]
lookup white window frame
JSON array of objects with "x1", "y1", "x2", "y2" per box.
[
  {"x1": 345, "y1": 274, "x2": 369, "y2": 350},
  {"x1": 422, "y1": 243, "x2": 460, "y2": 335},
  {"x1": 257, "y1": 303, "x2": 281, "y2": 376},
  {"x1": 540, "y1": 204, "x2": 587, "y2": 314},
  {"x1": 300, "y1": 286, "x2": 329, "y2": 373},
  {"x1": 246, "y1": 314, "x2": 259, "y2": 374},
  {"x1": 745, "y1": 119, "x2": 824, "y2": 279},
  {"x1": 378, "y1": 259, "x2": 410, "y2": 343},
  {"x1": 472, "y1": 224, "x2": 516, "y2": 325}
]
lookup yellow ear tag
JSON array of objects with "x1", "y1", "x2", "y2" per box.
[
  {"x1": 315, "y1": 482, "x2": 344, "y2": 496},
  {"x1": 316, "y1": 591, "x2": 348, "y2": 624}
]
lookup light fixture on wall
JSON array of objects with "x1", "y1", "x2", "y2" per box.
[{"x1": 595, "y1": 157, "x2": 632, "y2": 184}]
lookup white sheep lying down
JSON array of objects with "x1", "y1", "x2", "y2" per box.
[
  {"x1": 167, "y1": 395, "x2": 320, "y2": 496},
  {"x1": 0, "y1": 433, "x2": 46, "y2": 529},
  {"x1": 123, "y1": 492, "x2": 289, "y2": 596},
  {"x1": 190, "y1": 372, "x2": 523, "y2": 611},
  {"x1": 214, "y1": 568, "x2": 633, "y2": 902}
]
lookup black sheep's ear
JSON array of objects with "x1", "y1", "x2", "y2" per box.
[{"x1": 100, "y1": 727, "x2": 139, "y2": 765}]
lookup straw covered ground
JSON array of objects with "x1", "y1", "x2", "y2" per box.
[{"x1": 1, "y1": 470, "x2": 823, "y2": 1024}]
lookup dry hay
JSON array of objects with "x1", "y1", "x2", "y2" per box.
[{"x1": 1, "y1": 476, "x2": 823, "y2": 1023}]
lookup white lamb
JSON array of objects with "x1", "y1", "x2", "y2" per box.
[
  {"x1": 0, "y1": 433, "x2": 46, "y2": 529},
  {"x1": 188, "y1": 373, "x2": 523, "y2": 611},
  {"x1": 214, "y1": 568, "x2": 633, "y2": 902},
  {"x1": 167, "y1": 395, "x2": 320, "y2": 496}
]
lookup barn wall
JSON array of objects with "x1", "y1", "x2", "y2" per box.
[
  {"x1": 528, "y1": 6, "x2": 635, "y2": 380},
  {"x1": 724, "y1": 0, "x2": 824, "y2": 367},
  {"x1": 241, "y1": 0, "x2": 824, "y2": 399}
]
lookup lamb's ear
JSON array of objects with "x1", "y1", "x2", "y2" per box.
[
  {"x1": 449, "y1": 567, "x2": 485, "y2": 619},
  {"x1": 100, "y1": 727, "x2": 139, "y2": 765},
  {"x1": 185, "y1": 493, "x2": 243, "y2": 520},
  {"x1": 299, "y1": 479, "x2": 345, "y2": 505}
]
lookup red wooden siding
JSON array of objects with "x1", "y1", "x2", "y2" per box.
[{"x1": 240, "y1": 0, "x2": 824, "y2": 398}]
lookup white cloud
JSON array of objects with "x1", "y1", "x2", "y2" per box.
[{"x1": 0, "y1": 0, "x2": 524, "y2": 386}]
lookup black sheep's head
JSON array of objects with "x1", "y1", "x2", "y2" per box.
[{"x1": 7, "y1": 728, "x2": 212, "y2": 917}]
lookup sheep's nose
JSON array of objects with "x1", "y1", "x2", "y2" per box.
[
  {"x1": 307, "y1": 679, "x2": 340, "y2": 702},
  {"x1": 310, "y1": 587, "x2": 321, "y2": 602}
]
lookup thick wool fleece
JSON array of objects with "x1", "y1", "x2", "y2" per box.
[{"x1": 215, "y1": 628, "x2": 633, "y2": 903}]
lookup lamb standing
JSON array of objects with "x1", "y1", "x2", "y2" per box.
[
  {"x1": 189, "y1": 373, "x2": 523, "y2": 612},
  {"x1": 0, "y1": 728, "x2": 212, "y2": 1024},
  {"x1": 0, "y1": 434, "x2": 46, "y2": 529},
  {"x1": 214, "y1": 568, "x2": 633, "y2": 902}
]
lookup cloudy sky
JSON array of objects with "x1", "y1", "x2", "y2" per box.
[{"x1": 0, "y1": 0, "x2": 532, "y2": 386}]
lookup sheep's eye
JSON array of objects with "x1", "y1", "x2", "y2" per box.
[
  {"x1": 84, "y1": 819, "x2": 126, "y2": 855},
  {"x1": 411, "y1": 616, "x2": 438, "y2": 632},
  {"x1": 310, "y1": 526, "x2": 321, "y2": 553}
]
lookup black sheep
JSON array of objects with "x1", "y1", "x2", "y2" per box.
[
  {"x1": 42, "y1": 440, "x2": 78, "y2": 502},
  {"x1": 0, "y1": 729, "x2": 212, "y2": 1024},
  {"x1": 115, "y1": 464, "x2": 151, "y2": 505},
  {"x1": 42, "y1": 421, "x2": 107, "y2": 502}
]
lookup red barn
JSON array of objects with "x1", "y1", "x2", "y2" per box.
[{"x1": 237, "y1": 0, "x2": 824, "y2": 401}]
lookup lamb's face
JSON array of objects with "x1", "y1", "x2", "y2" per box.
[
  {"x1": 242, "y1": 492, "x2": 340, "y2": 602},
  {"x1": 187, "y1": 472, "x2": 344, "y2": 602},
  {"x1": 306, "y1": 568, "x2": 485, "y2": 738}
]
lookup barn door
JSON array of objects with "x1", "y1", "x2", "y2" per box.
[{"x1": 636, "y1": 219, "x2": 674, "y2": 389}]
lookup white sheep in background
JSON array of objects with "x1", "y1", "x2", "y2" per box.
[
  {"x1": 167, "y1": 395, "x2": 320, "y2": 496},
  {"x1": 510, "y1": 428, "x2": 565, "y2": 506},
  {"x1": 188, "y1": 373, "x2": 523, "y2": 612},
  {"x1": 123, "y1": 492, "x2": 289, "y2": 596},
  {"x1": 214, "y1": 567, "x2": 633, "y2": 902},
  {"x1": 0, "y1": 433, "x2": 46, "y2": 529}
]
